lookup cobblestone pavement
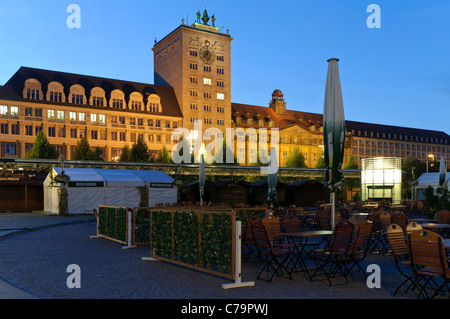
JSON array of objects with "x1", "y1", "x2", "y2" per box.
[{"x1": 0, "y1": 212, "x2": 422, "y2": 301}]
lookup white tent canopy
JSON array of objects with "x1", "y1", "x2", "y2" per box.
[
  {"x1": 415, "y1": 172, "x2": 450, "y2": 200},
  {"x1": 43, "y1": 167, "x2": 176, "y2": 214}
]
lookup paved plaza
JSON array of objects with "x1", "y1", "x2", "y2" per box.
[{"x1": 0, "y1": 212, "x2": 447, "y2": 316}]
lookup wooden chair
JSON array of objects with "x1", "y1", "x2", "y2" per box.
[
  {"x1": 242, "y1": 217, "x2": 261, "y2": 262},
  {"x1": 408, "y1": 229, "x2": 450, "y2": 299},
  {"x1": 391, "y1": 212, "x2": 409, "y2": 234},
  {"x1": 406, "y1": 222, "x2": 422, "y2": 236},
  {"x1": 310, "y1": 221, "x2": 355, "y2": 285},
  {"x1": 251, "y1": 221, "x2": 294, "y2": 282},
  {"x1": 386, "y1": 224, "x2": 417, "y2": 295},
  {"x1": 262, "y1": 214, "x2": 284, "y2": 244},
  {"x1": 344, "y1": 221, "x2": 373, "y2": 280},
  {"x1": 317, "y1": 213, "x2": 331, "y2": 231}
]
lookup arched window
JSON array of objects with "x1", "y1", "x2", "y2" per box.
[
  {"x1": 69, "y1": 84, "x2": 86, "y2": 104},
  {"x1": 47, "y1": 81, "x2": 65, "y2": 102},
  {"x1": 90, "y1": 87, "x2": 106, "y2": 106},
  {"x1": 147, "y1": 94, "x2": 161, "y2": 112},
  {"x1": 23, "y1": 78, "x2": 43, "y2": 100},
  {"x1": 110, "y1": 89, "x2": 125, "y2": 109},
  {"x1": 129, "y1": 92, "x2": 144, "y2": 111}
]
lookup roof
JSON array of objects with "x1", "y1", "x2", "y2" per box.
[
  {"x1": 52, "y1": 167, "x2": 174, "y2": 187},
  {"x1": 231, "y1": 102, "x2": 450, "y2": 143},
  {"x1": 231, "y1": 102, "x2": 323, "y2": 132},
  {"x1": 1, "y1": 66, "x2": 183, "y2": 118}
]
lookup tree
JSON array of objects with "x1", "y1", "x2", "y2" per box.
[
  {"x1": 155, "y1": 145, "x2": 172, "y2": 163},
  {"x1": 285, "y1": 147, "x2": 307, "y2": 168},
  {"x1": 315, "y1": 150, "x2": 326, "y2": 168},
  {"x1": 130, "y1": 137, "x2": 150, "y2": 162},
  {"x1": 343, "y1": 153, "x2": 358, "y2": 169},
  {"x1": 119, "y1": 145, "x2": 131, "y2": 162},
  {"x1": 25, "y1": 131, "x2": 58, "y2": 159},
  {"x1": 72, "y1": 136, "x2": 103, "y2": 161}
]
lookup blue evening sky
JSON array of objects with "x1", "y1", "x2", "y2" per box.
[{"x1": 1, "y1": 1, "x2": 449, "y2": 134}]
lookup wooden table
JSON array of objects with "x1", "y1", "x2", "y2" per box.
[{"x1": 421, "y1": 223, "x2": 450, "y2": 236}]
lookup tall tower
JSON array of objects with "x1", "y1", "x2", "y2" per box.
[{"x1": 153, "y1": 9, "x2": 233, "y2": 140}]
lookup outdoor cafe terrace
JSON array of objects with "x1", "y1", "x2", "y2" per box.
[{"x1": 92, "y1": 199, "x2": 450, "y2": 299}]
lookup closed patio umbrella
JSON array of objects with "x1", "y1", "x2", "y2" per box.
[
  {"x1": 438, "y1": 155, "x2": 447, "y2": 197},
  {"x1": 323, "y1": 58, "x2": 346, "y2": 230},
  {"x1": 199, "y1": 154, "x2": 205, "y2": 206},
  {"x1": 267, "y1": 147, "x2": 278, "y2": 208}
]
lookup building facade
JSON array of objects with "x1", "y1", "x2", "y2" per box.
[{"x1": 0, "y1": 10, "x2": 449, "y2": 169}]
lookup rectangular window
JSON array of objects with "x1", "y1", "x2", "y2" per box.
[
  {"x1": 204, "y1": 91, "x2": 211, "y2": 99},
  {"x1": 91, "y1": 130, "x2": 98, "y2": 140},
  {"x1": 203, "y1": 78, "x2": 211, "y2": 85},
  {"x1": 10, "y1": 106, "x2": 19, "y2": 115},
  {"x1": 57, "y1": 110, "x2": 64, "y2": 120},
  {"x1": 25, "y1": 107, "x2": 32, "y2": 117},
  {"x1": 70, "y1": 129, "x2": 77, "y2": 139},
  {"x1": 129, "y1": 117, "x2": 136, "y2": 125},
  {"x1": 148, "y1": 119, "x2": 153, "y2": 127},
  {"x1": 25, "y1": 125, "x2": 33, "y2": 136},
  {"x1": 78, "y1": 112, "x2": 86, "y2": 121},
  {"x1": 119, "y1": 116, "x2": 125, "y2": 124},
  {"x1": 190, "y1": 76, "x2": 198, "y2": 83},
  {"x1": 217, "y1": 80, "x2": 224, "y2": 87},
  {"x1": 48, "y1": 110, "x2": 55, "y2": 119},
  {"x1": 190, "y1": 89, "x2": 198, "y2": 97},
  {"x1": 190, "y1": 62, "x2": 198, "y2": 70},
  {"x1": 69, "y1": 112, "x2": 77, "y2": 121},
  {"x1": 1, "y1": 123, "x2": 8, "y2": 134},
  {"x1": 217, "y1": 106, "x2": 224, "y2": 113},
  {"x1": 190, "y1": 49, "x2": 198, "y2": 56},
  {"x1": 48, "y1": 127, "x2": 55, "y2": 137},
  {"x1": 111, "y1": 131, "x2": 117, "y2": 141},
  {"x1": 4, "y1": 143, "x2": 16, "y2": 155},
  {"x1": 204, "y1": 66, "x2": 211, "y2": 72},
  {"x1": 165, "y1": 121, "x2": 170, "y2": 128},
  {"x1": 11, "y1": 123, "x2": 19, "y2": 135},
  {"x1": 58, "y1": 127, "x2": 65, "y2": 138},
  {"x1": 119, "y1": 132, "x2": 126, "y2": 141},
  {"x1": 35, "y1": 108, "x2": 42, "y2": 117},
  {"x1": 35, "y1": 126, "x2": 43, "y2": 135},
  {"x1": 99, "y1": 114, "x2": 106, "y2": 124},
  {"x1": 217, "y1": 93, "x2": 225, "y2": 100},
  {"x1": 216, "y1": 55, "x2": 224, "y2": 61},
  {"x1": 204, "y1": 105, "x2": 211, "y2": 111},
  {"x1": 217, "y1": 67, "x2": 224, "y2": 74},
  {"x1": 155, "y1": 120, "x2": 161, "y2": 127},
  {"x1": 137, "y1": 118, "x2": 143, "y2": 126},
  {"x1": 0, "y1": 105, "x2": 7, "y2": 115},
  {"x1": 190, "y1": 103, "x2": 198, "y2": 110}
]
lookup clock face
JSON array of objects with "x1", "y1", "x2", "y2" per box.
[{"x1": 199, "y1": 46, "x2": 215, "y2": 64}]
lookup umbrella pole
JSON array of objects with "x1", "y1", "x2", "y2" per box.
[{"x1": 331, "y1": 192, "x2": 335, "y2": 230}]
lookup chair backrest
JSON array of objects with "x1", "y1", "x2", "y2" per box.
[
  {"x1": 408, "y1": 229, "x2": 448, "y2": 274},
  {"x1": 317, "y1": 213, "x2": 331, "y2": 230},
  {"x1": 329, "y1": 221, "x2": 354, "y2": 252},
  {"x1": 262, "y1": 215, "x2": 283, "y2": 242},
  {"x1": 351, "y1": 221, "x2": 373, "y2": 252},
  {"x1": 434, "y1": 209, "x2": 448, "y2": 223},
  {"x1": 339, "y1": 208, "x2": 350, "y2": 220},
  {"x1": 379, "y1": 211, "x2": 392, "y2": 231},
  {"x1": 391, "y1": 212, "x2": 408, "y2": 233},
  {"x1": 406, "y1": 222, "x2": 422, "y2": 235},
  {"x1": 440, "y1": 211, "x2": 450, "y2": 224},
  {"x1": 251, "y1": 221, "x2": 272, "y2": 250},
  {"x1": 386, "y1": 223, "x2": 409, "y2": 256},
  {"x1": 243, "y1": 217, "x2": 261, "y2": 243},
  {"x1": 283, "y1": 215, "x2": 302, "y2": 233}
]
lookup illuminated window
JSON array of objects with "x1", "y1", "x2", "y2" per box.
[{"x1": 217, "y1": 93, "x2": 224, "y2": 100}]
